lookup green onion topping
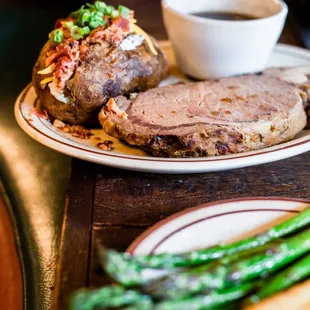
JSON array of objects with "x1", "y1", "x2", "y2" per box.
[
  {"x1": 63, "y1": 21, "x2": 74, "y2": 29},
  {"x1": 49, "y1": 29, "x2": 63, "y2": 44},
  {"x1": 49, "y1": 1, "x2": 132, "y2": 43},
  {"x1": 111, "y1": 10, "x2": 120, "y2": 19},
  {"x1": 94, "y1": 1, "x2": 107, "y2": 12},
  {"x1": 118, "y1": 5, "x2": 130, "y2": 18},
  {"x1": 70, "y1": 25, "x2": 91, "y2": 40},
  {"x1": 104, "y1": 5, "x2": 114, "y2": 15}
]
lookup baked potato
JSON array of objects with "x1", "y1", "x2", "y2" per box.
[{"x1": 32, "y1": 1, "x2": 168, "y2": 125}]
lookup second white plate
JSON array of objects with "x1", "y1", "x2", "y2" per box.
[
  {"x1": 127, "y1": 197, "x2": 309, "y2": 282},
  {"x1": 128, "y1": 197, "x2": 309, "y2": 256}
]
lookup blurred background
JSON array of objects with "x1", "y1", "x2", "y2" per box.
[
  {"x1": 0, "y1": 0, "x2": 309, "y2": 97},
  {"x1": 0, "y1": 0, "x2": 166, "y2": 98}
]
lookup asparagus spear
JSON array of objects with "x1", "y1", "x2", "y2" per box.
[
  {"x1": 123, "y1": 299, "x2": 154, "y2": 310},
  {"x1": 98, "y1": 246, "x2": 144, "y2": 287},
  {"x1": 154, "y1": 282, "x2": 257, "y2": 310},
  {"x1": 99, "y1": 242, "x2": 275, "y2": 287},
  {"x1": 102, "y1": 207, "x2": 310, "y2": 270},
  {"x1": 249, "y1": 254, "x2": 310, "y2": 302},
  {"x1": 143, "y1": 229, "x2": 310, "y2": 299},
  {"x1": 69, "y1": 285, "x2": 152, "y2": 310}
]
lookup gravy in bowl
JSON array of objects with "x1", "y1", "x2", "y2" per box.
[{"x1": 191, "y1": 11, "x2": 257, "y2": 21}]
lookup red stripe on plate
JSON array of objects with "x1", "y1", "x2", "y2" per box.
[{"x1": 127, "y1": 197, "x2": 310, "y2": 254}]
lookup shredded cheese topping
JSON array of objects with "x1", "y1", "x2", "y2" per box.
[
  {"x1": 132, "y1": 24, "x2": 158, "y2": 56},
  {"x1": 38, "y1": 64, "x2": 56, "y2": 75},
  {"x1": 40, "y1": 77, "x2": 54, "y2": 85}
]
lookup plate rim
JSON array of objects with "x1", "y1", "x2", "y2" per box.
[
  {"x1": 127, "y1": 196, "x2": 310, "y2": 254},
  {"x1": 15, "y1": 43, "x2": 310, "y2": 173}
]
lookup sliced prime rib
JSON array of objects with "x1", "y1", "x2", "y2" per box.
[{"x1": 99, "y1": 72, "x2": 307, "y2": 158}]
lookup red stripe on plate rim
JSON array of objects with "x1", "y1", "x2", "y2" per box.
[
  {"x1": 18, "y1": 85, "x2": 310, "y2": 163},
  {"x1": 127, "y1": 197, "x2": 310, "y2": 254}
]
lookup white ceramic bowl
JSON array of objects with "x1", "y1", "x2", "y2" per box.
[{"x1": 162, "y1": 0, "x2": 288, "y2": 79}]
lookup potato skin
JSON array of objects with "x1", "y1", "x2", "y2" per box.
[{"x1": 32, "y1": 37, "x2": 168, "y2": 124}]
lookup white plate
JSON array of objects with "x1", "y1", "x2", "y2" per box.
[
  {"x1": 15, "y1": 42, "x2": 310, "y2": 174},
  {"x1": 128, "y1": 197, "x2": 309, "y2": 255},
  {"x1": 127, "y1": 197, "x2": 310, "y2": 281}
]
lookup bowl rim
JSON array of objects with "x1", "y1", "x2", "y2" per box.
[{"x1": 161, "y1": 0, "x2": 288, "y2": 26}]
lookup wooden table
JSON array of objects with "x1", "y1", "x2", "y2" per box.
[{"x1": 53, "y1": 3, "x2": 309, "y2": 309}]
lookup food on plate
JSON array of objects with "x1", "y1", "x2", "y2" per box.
[
  {"x1": 250, "y1": 254, "x2": 310, "y2": 301},
  {"x1": 154, "y1": 282, "x2": 257, "y2": 310},
  {"x1": 70, "y1": 286, "x2": 152, "y2": 310},
  {"x1": 99, "y1": 73, "x2": 307, "y2": 157},
  {"x1": 52, "y1": 119, "x2": 92, "y2": 139},
  {"x1": 32, "y1": 1, "x2": 168, "y2": 125},
  {"x1": 70, "y1": 208, "x2": 310, "y2": 310},
  {"x1": 99, "y1": 207, "x2": 310, "y2": 270},
  {"x1": 264, "y1": 66, "x2": 310, "y2": 127},
  {"x1": 126, "y1": 229, "x2": 310, "y2": 298},
  {"x1": 245, "y1": 278, "x2": 310, "y2": 310}
]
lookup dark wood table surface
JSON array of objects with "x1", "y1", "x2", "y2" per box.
[{"x1": 24, "y1": 2, "x2": 304, "y2": 309}]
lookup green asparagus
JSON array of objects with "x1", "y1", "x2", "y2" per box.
[
  {"x1": 143, "y1": 229, "x2": 310, "y2": 299},
  {"x1": 69, "y1": 285, "x2": 152, "y2": 310},
  {"x1": 99, "y1": 242, "x2": 277, "y2": 287},
  {"x1": 98, "y1": 246, "x2": 144, "y2": 286},
  {"x1": 155, "y1": 282, "x2": 257, "y2": 310},
  {"x1": 123, "y1": 299, "x2": 154, "y2": 310},
  {"x1": 249, "y1": 254, "x2": 310, "y2": 302},
  {"x1": 102, "y1": 207, "x2": 310, "y2": 269}
]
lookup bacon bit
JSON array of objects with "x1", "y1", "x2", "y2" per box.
[
  {"x1": 79, "y1": 39, "x2": 90, "y2": 61},
  {"x1": 71, "y1": 126, "x2": 92, "y2": 139},
  {"x1": 33, "y1": 108, "x2": 49, "y2": 120},
  {"x1": 88, "y1": 23, "x2": 130, "y2": 45},
  {"x1": 54, "y1": 19, "x2": 64, "y2": 29},
  {"x1": 105, "y1": 98, "x2": 128, "y2": 119},
  {"x1": 46, "y1": 39, "x2": 79, "y2": 67},
  {"x1": 45, "y1": 39, "x2": 80, "y2": 90},
  {"x1": 94, "y1": 136, "x2": 102, "y2": 141},
  {"x1": 53, "y1": 119, "x2": 92, "y2": 139},
  {"x1": 112, "y1": 16, "x2": 130, "y2": 32},
  {"x1": 97, "y1": 140, "x2": 114, "y2": 151},
  {"x1": 55, "y1": 56, "x2": 77, "y2": 89},
  {"x1": 87, "y1": 25, "x2": 105, "y2": 43}
]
